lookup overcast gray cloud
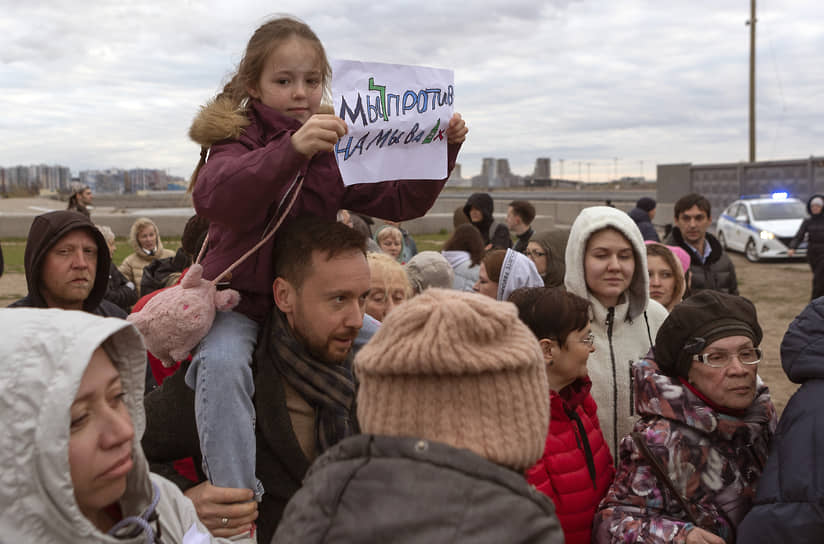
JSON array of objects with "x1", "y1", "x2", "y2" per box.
[{"x1": 1, "y1": 0, "x2": 821, "y2": 181}]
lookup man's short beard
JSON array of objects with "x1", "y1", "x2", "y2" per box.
[{"x1": 293, "y1": 328, "x2": 351, "y2": 365}]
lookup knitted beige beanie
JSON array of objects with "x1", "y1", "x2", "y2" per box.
[{"x1": 355, "y1": 288, "x2": 549, "y2": 471}]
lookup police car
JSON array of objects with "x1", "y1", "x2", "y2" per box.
[{"x1": 715, "y1": 193, "x2": 807, "y2": 262}]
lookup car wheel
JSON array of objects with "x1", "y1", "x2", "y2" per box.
[
  {"x1": 718, "y1": 231, "x2": 727, "y2": 250},
  {"x1": 745, "y1": 239, "x2": 760, "y2": 262}
]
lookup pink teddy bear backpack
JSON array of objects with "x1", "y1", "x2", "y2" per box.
[
  {"x1": 127, "y1": 176, "x2": 305, "y2": 366},
  {"x1": 127, "y1": 263, "x2": 240, "y2": 366}
]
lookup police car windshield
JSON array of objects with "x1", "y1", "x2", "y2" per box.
[{"x1": 750, "y1": 201, "x2": 807, "y2": 221}]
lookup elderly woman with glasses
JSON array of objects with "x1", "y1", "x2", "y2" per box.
[
  {"x1": 593, "y1": 291, "x2": 777, "y2": 544},
  {"x1": 509, "y1": 287, "x2": 614, "y2": 544}
]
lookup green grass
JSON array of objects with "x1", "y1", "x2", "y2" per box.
[
  {"x1": 1, "y1": 238, "x2": 181, "y2": 272},
  {"x1": 413, "y1": 231, "x2": 451, "y2": 252},
  {"x1": 1, "y1": 234, "x2": 454, "y2": 271}
]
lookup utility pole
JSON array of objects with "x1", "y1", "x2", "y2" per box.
[
  {"x1": 578, "y1": 161, "x2": 582, "y2": 181},
  {"x1": 586, "y1": 162, "x2": 592, "y2": 183},
  {"x1": 747, "y1": 0, "x2": 757, "y2": 162},
  {"x1": 613, "y1": 157, "x2": 618, "y2": 181},
  {"x1": 559, "y1": 158, "x2": 564, "y2": 181},
  {"x1": 640, "y1": 160, "x2": 644, "y2": 179}
]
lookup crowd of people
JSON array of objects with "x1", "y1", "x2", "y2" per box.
[{"x1": 3, "y1": 13, "x2": 823, "y2": 544}]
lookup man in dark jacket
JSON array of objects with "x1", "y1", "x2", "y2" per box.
[
  {"x1": 628, "y1": 196, "x2": 660, "y2": 242},
  {"x1": 664, "y1": 193, "x2": 738, "y2": 296},
  {"x1": 738, "y1": 297, "x2": 824, "y2": 543},
  {"x1": 9, "y1": 210, "x2": 125, "y2": 317},
  {"x1": 507, "y1": 199, "x2": 536, "y2": 252},
  {"x1": 141, "y1": 219, "x2": 367, "y2": 543},
  {"x1": 463, "y1": 192, "x2": 511, "y2": 249}
]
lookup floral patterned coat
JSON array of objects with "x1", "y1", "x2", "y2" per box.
[{"x1": 593, "y1": 357, "x2": 776, "y2": 543}]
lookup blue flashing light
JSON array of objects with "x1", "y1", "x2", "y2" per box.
[{"x1": 771, "y1": 192, "x2": 788, "y2": 200}]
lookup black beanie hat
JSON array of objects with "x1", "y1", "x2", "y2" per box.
[
  {"x1": 654, "y1": 291, "x2": 762, "y2": 378},
  {"x1": 636, "y1": 197, "x2": 657, "y2": 212}
]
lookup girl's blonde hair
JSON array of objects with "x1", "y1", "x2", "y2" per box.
[{"x1": 189, "y1": 16, "x2": 331, "y2": 191}]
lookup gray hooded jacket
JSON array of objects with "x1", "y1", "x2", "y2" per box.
[
  {"x1": 0, "y1": 308, "x2": 230, "y2": 543},
  {"x1": 564, "y1": 206, "x2": 668, "y2": 458}
]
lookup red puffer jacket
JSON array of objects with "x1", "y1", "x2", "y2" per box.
[{"x1": 526, "y1": 377, "x2": 614, "y2": 544}]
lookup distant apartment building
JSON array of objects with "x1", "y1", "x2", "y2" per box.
[
  {"x1": 80, "y1": 168, "x2": 184, "y2": 193},
  {"x1": 0, "y1": 164, "x2": 72, "y2": 193}
]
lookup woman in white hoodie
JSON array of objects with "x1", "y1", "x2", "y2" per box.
[
  {"x1": 0, "y1": 308, "x2": 239, "y2": 543},
  {"x1": 564, "y1": 207, "x2": 668, "y2": 458}
]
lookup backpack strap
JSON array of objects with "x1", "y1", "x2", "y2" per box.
[{"x1": 197, "y1": 174, "x2": 305, "y2": 287}]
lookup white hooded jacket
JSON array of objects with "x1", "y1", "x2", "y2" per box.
[
  {"x1": 0, "y1": 308, "x2": 230, "y2": 543},
  {"x1": 564, "y1": 207, "x2": 668, "y2": 459}
]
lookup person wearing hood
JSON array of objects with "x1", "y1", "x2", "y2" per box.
[
  {"x1": 526, "y1": 229, "x2": 569, "y2": 288},
  {"x1": 594, "y1": 291, "x2": 776, "y2": 544},
  {"x1": 373, "y1": 224, "x2": 406, "y2": 263},
  {"x1": 788, "y1": 194, "x2": 824, "y2": 300},
  {"x1": 738, "y1": 297, "x2": 824, "y2": 543},
  {"x1": 463, "y1": 192, "x2": 511, "y2": 249},
  {"x1": 474, "y1": 248, "x2": 543, "y2": 301},
  {"x1": 9, "y1": 210, "x2": 125, "y2": 318},
  {"x1": 628, "y1": 197, "x2": 660, "y2": 242},
  {"x1": 564, "y1": 206, "x2": 668, "y2": 458},
  {"x1": 442, "y1": 223, "x2": 485, "y2": 292},
  {"x1": 0, "y1": 308, "x2": 238, "y2": 543},
  {"x1": 119, "y1": 217, "x2": 175, "y2": 298},
  {"x1": 272, "y1": 289, "x2": 564, "y2": 544}
]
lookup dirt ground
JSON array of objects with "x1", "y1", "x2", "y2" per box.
[{"x1": 0, "y1": 249, "x2": 809, "y2": 415}]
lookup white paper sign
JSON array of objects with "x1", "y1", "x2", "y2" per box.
[{"x1": 331, "y1": 59, "x2": 454, "y2": 186}]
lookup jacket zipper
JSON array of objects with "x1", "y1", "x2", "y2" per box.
[{"x1": 606, "y1": 306, "x2": 617, "y2": 460}]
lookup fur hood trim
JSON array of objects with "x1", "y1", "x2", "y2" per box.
[{"x1": 189, "y1": 96, "x2": 250, "y2": 148}]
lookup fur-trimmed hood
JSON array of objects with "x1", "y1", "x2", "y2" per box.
[{"x1": 189, "y1": 96, "x2": 251, "y2": 149}]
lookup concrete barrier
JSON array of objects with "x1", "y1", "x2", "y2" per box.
[{"x1": 0, "y1": 194, "x2": 637, "y2": 239}]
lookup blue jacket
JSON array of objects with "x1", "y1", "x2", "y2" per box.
[{"x1": 737, "y1": 297, "x2": 824, "y2": 543}]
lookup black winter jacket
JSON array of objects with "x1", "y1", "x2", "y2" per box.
[
  {"x1": 664, "y1": 227, "x2": 738, "y2": 296},
  {"x1": 104, "y1": 261, "x2": 138, "y2": 312},
  {"x1": 789, "y1": 194, "x2": 824, "y2": 257},
  {"x1": 737, "y1": 297, "x2": 824, "y2": 543},
  {"x1": 463, "y1": 192, "x2": 512, "y2": 249},
  {"x1": 628, "y1": 207, "x2": 660, "y2": 242}
]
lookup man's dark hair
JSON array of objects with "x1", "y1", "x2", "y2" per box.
[
  {"x1": 674, "y1": 193, "x2": 712, "y2": 219},
  {"x1": 273, "y1": 218, "x2": 367, "y2": 288},
  {"x1": 508, "y1": 200, "x2": 536, "y2": 224},
  {"x1": 509, "y1": 287, "x2": 590, "y2": 346}
]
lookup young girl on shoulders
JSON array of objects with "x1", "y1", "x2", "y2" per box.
[{"x1": 183, "y1": 15, "x2": 467, "y2": 537}]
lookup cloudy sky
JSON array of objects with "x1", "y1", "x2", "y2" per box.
[{"x1": 1, "y1": 0, "x2": 822, "y2": 181}]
